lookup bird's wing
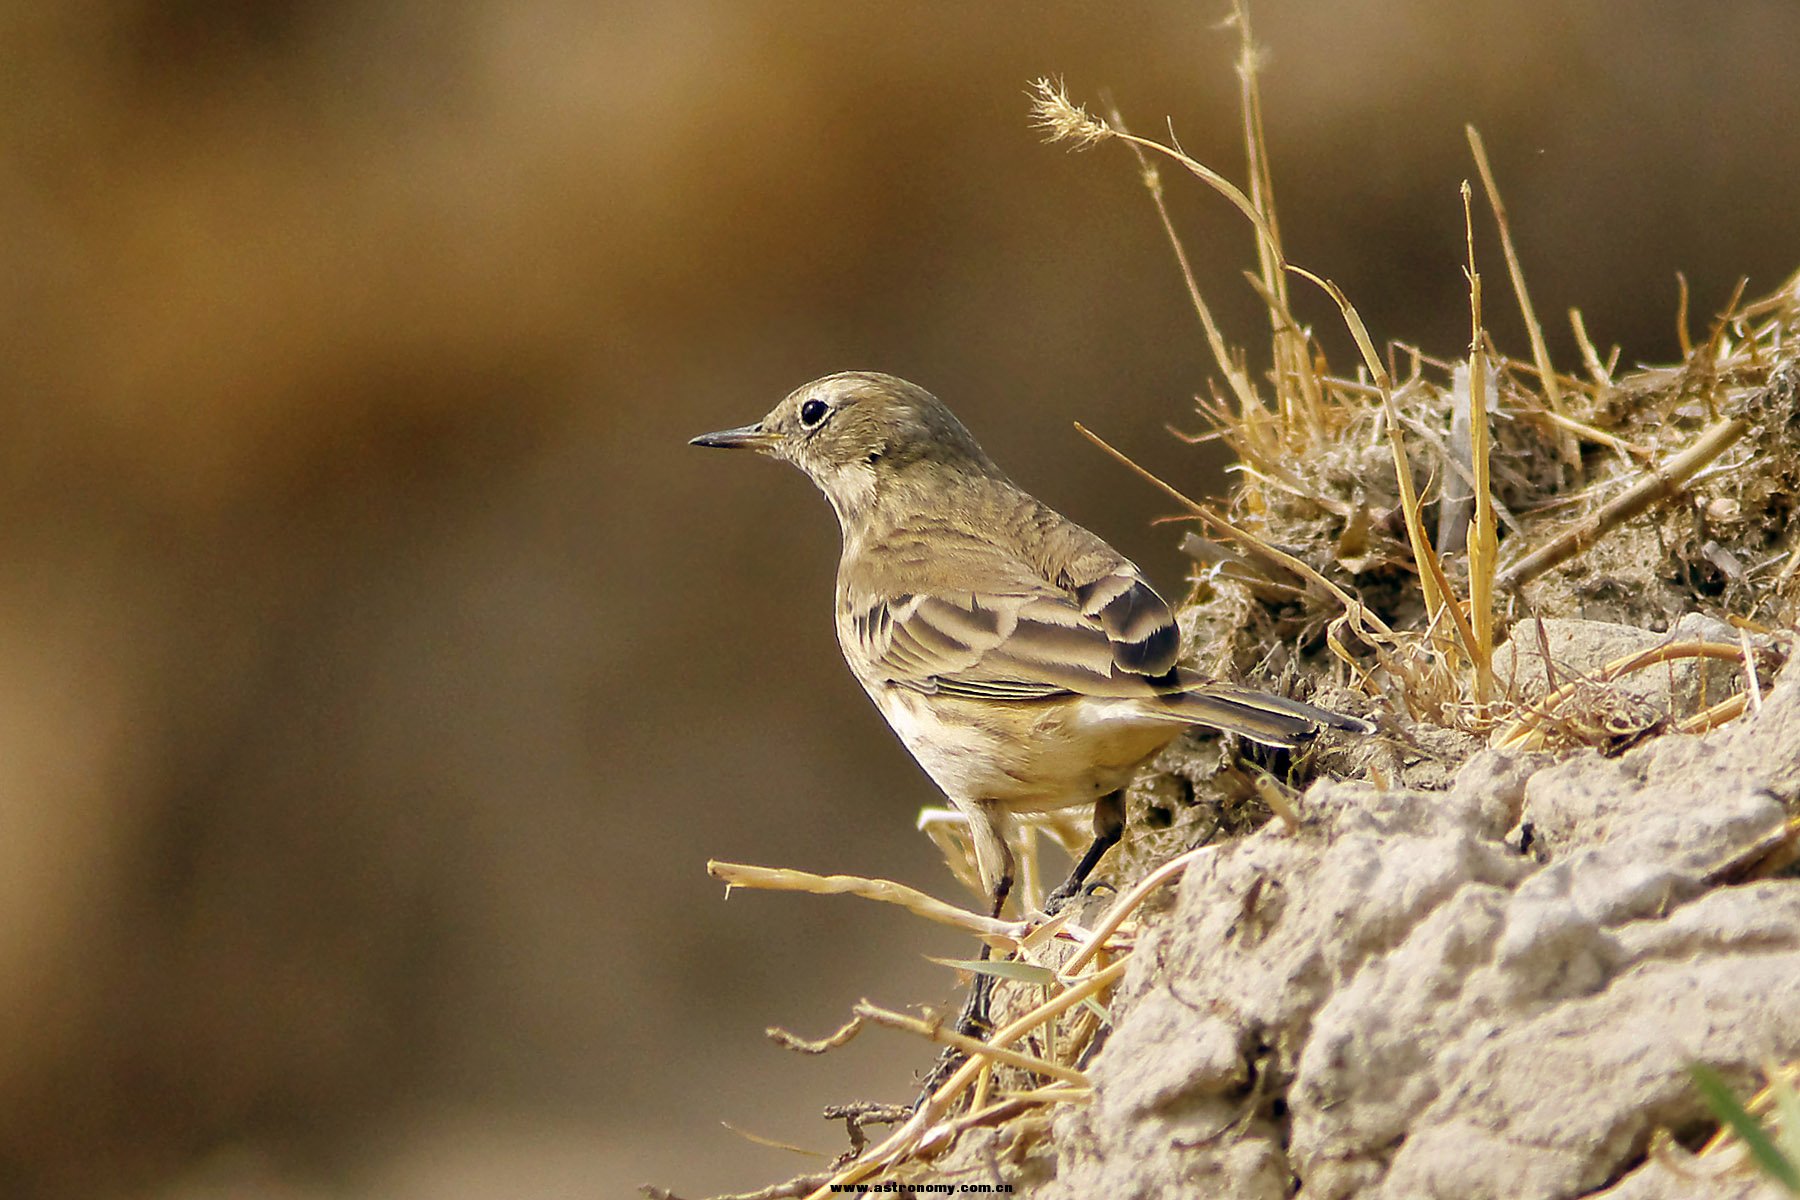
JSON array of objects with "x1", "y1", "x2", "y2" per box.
[{"x1": 847, "y1": 564, "x2": 1180, "y2": 701}]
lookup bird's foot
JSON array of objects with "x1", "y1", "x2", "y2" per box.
[
  {"x1": 912, "y1": 1043, "x2": 969, "y2": 1110},
  {"x1": 1042, "y1": 875, "x2": 1115, "y2": 917},
  {"x1": 911, "y1": 979, "x2": 995, "y2": 1110}
]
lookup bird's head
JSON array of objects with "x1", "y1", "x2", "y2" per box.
[{"x1": 690, "y1": 372, "x2": 1000, "y2": 523}]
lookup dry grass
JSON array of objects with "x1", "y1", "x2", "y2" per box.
[
  {"x1": 687, "y1": 844, "x2": 1211, "y2": 1200},
  {"x1": 1030, "y1": 31, "x2": 1800, "y2": 740}
]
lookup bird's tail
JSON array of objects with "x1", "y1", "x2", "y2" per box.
[{"x1": 1155, "y1": 679, "x2": 1375, "y2": 747}]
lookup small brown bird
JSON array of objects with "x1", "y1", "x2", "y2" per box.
[{"x1": 692, "y1": 371, "x2": 1368, "y2": 921}]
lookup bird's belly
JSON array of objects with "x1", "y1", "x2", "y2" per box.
[{"x1": 867, "y1": 685, "x2": 1180, "y2": 811}]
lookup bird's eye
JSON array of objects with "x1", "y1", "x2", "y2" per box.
[{"x1": 799, "y1": 399, "x2": 830, "y2": 428}]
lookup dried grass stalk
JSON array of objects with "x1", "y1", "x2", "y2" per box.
[
  {"x1": 1495, "y1": 414, "x2": 1750, "y2": 590},
  {"x1": 1462, "y1": 182, "x2": 1499, "y2": 702},
  {"x1": 708, "y1": 860, "x2": 1023, "y2": 946},
  {"x1": 1493, "y1": 641, "x2": 1760, "y2": 749},
  {"x1": 851, "y1": 1002, "x2": 1089, "y2": 1085},
  {"x1": 1466, "y1": 125, "x2": 1577, "y2": 466}
]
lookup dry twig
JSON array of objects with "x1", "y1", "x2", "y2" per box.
[
  {"x1": 851, "y1": 1002, "x2": 1089, "y2": 1085},
  {"x1": 1495, "y1": 414, "x2": 1749, "y2": 590},
  {"x1": 708, "y1": 860, "x2": 1024, "y2": 946}
]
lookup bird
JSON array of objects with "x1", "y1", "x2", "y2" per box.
[{"x1": 690, "y1": 371, "x2": 1370, "y2": 926}]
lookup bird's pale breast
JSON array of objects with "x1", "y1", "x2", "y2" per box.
[{"x1": 857, "y1": 676, "x2": 1183, "y2": 813}]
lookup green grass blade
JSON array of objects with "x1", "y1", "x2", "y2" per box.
[
  {"x1": 1772, "y1": 1073, "x2": 1800, "y2": 1178},
  {"x1": 1690, "y1": 1064, "x2": 1800, "y2": 1192},
  {"x1": 928, "y1": 956, "x2": 1059, "y2": 987}
]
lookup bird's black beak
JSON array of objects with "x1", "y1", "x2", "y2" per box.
[{"x1": 689, "y1": 423, "x2": 779, "y2": 451}]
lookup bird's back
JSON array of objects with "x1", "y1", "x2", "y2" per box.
[{"x1": 843, "y1": 471, "x2": 1114, "y2": 599}]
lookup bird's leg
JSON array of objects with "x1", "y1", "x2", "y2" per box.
[
  {"x1": 953, "y1": 801, "x2": 1017, "y2": 1036},
  {"x1": 1044, "y1": 789, "x2": 1126, "y2": 915},
  {"x1": 913, "y1": 869, "x2": 1010, "y2": 1107},
  {"x1": 915, "y1": 807, "x2": 1014, "y2": 1107},
  {"x1": 926, "y1": 789, "x2": 1124, "y2": 1107},
  {"x1": 958, "y1": 866, "x2": 1012, "y2": 1035}
]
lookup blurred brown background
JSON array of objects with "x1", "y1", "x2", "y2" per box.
[{"x1": 2, "y1": 2, "x2": 1796, "y2": 1197}]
